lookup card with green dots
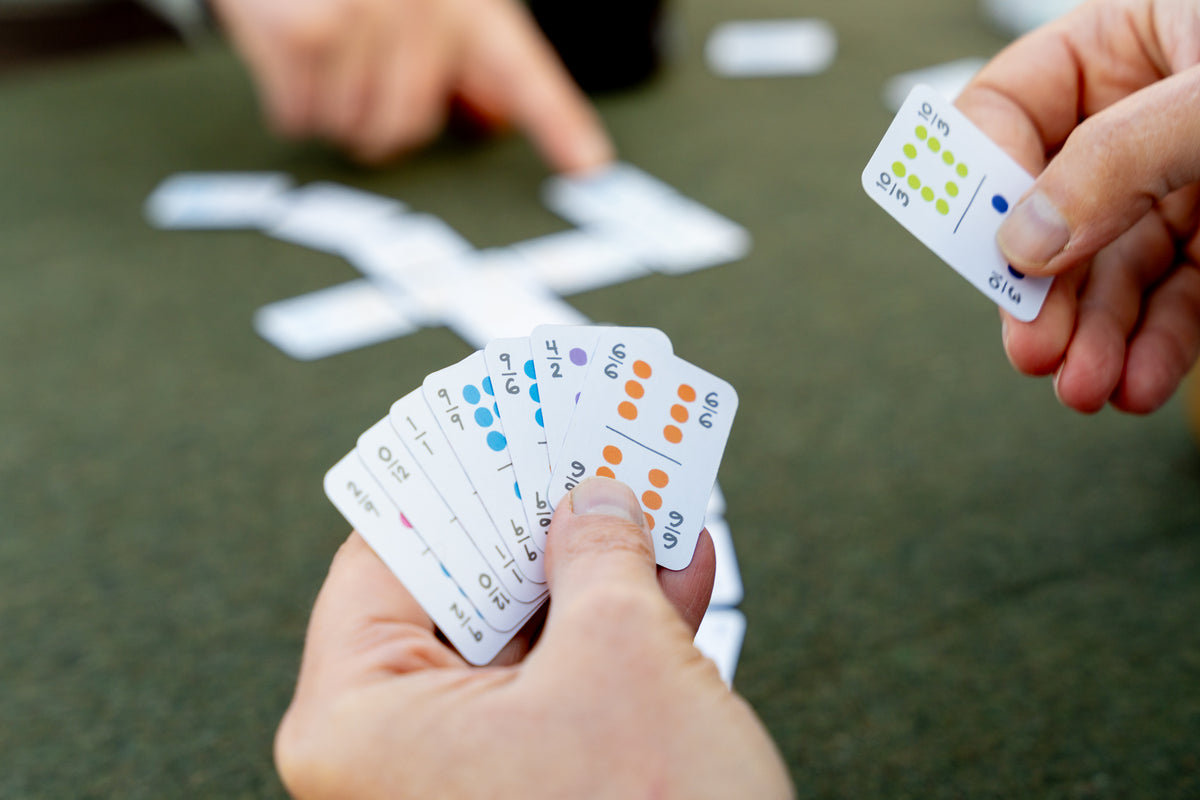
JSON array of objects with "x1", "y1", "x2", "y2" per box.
[{"x1": 861, "y1": 83, "x2": 1052, "y2": 322}]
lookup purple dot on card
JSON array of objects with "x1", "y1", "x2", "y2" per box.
[
  {"x1": 574, "y1": 392, "x2": 581, "y2": 404},
  {"x1": 992, "y1": 194, "x2": 1009, "y2": 213},
  {"x1": 569, "y1": 348, "x2": 588, "y2": 366}
]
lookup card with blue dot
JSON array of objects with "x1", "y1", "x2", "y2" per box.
[{"x1": 861, "y1": 83, "x2": 1052, "y2": 322}]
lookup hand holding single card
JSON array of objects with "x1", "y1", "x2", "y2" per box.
[
  {"x1": 952, "y1": 0, "x2": 1200, "y2": 415},
  {"x1": 277, "y1": 479, "x2": 793, "y2": 800}
]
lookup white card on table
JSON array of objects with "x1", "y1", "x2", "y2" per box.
[
  {"x1": 324, "y1": 452, "x2": 517, "y2": 665},
  {"x1": 704, "y1": 19, "x2": 837, "y2": 78},
  {"x1": 344, "y1": 214, "x2": 474, "y2": 322},
  {"x1": 143, "y1": 171, "x2": 293, "y2": 229},
  {"x1": 510, "y1": 228, "x2": 650, "y2": 295},
  {"x1": 548, "y1": 332, "x2": 738, "y2": 570},
  {"x1": 542, "y1": 163, "x2": 751, "y2": 275},
  {"x1": 861, "y1": 83, "x2": 1052, "y2": 322},
  {"x1": 531, "y1": 325, "x2": 674, "y2": 469},
  {"x1": 424, "y1": 351, "x2": 546, "y2": 558},
  {"x1": 357, "y1": 417, "x2": 538, "y2": 632},
  {"x1": 441, "y1": 250, "x2": 589, "y2": 348},
  {"x1": 705, "y1": 518, "x2": 744, "y2": 608},
  {"x1": 389, "y1": 389, "x2": 546, "y2": 597},
  {"x1": 484, "y1": 338, "x2": 554, "y2": 550},
  {"x1": 266, "y1": 181, "x2": 407, "y2": 254},
  {"x1": 694, "y1": 608, "x2": 747, "y2": 687},
  {"x1": 252, "y1": 279, "x2": 417, "y2": 361}
]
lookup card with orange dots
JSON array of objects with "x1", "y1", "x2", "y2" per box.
[
  {"x1": 547, "y1": 330, "x2": 738, "y2": 570},
  {"x1": 861, "y1": 83, "x2": 1052, "y2": 322},
  {"x1": 324, "y1": 325, "x2": 738, "y2": 663}
]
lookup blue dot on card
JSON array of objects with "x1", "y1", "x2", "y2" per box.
[
  {"x1": 524, "y1": 360, "x2": 537, "y2": 380},
  {"x1": 487, "y1": 431, "x2": 507, "y2": 451},
  {"x1": 482, "y1": 377, "x2": 494, "y2": 396},
  {"x1": 463, "y1": 385, "x2": 480, "y2": 404},
  {"x1": 992, "y1": 194, "x2": 1009, "y2": 213},
  {"x1": 474, "y1": 407, "x2": 493, "y2": 427},
  {"x1": 494, "y1": 402, "x2": 501, "y2": 419},
  {"x1": 529, "y1": 383, "x2": 540, "y2": 403},
  {"x1": 514, "y1": 481, "x2": 521, "y2": 499},
  {"x1": 1008, "y1": 265, "x2": 1026, "y2": 280},
  {"x1": 535, "y1": 408, "x2": 544, "y2": 428}
]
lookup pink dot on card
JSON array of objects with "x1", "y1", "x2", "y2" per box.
[{"x1": 400, "y1": 513, "x2": 413, "y2": 529}]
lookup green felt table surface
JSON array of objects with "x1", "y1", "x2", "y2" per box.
[{"x1": 3, "y1": 0, "x2": 1200, "y2": 797}]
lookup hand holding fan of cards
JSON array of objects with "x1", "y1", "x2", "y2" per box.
[{"x1": 324, "y1": 325, "x2": 738, "y2": 664}]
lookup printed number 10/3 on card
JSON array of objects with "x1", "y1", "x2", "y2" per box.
[{"x1": 861, "y1": 83, "x2": 1053, "y2": 322}]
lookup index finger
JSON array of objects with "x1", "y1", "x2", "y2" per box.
[
  {"x1": 457, "y1": 0, "x2": 615, "y2": 173},
  {"x1": 955, "y1": 2, "x2": 1169, "y2": 175}
]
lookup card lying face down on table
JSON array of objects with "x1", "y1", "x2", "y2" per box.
[{"x1": 324, "y1": 325, "x2": 738, "y2": 665}]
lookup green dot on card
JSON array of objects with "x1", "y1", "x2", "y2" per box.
[
  {"x1": 928, "y1": 138, "x2": 941, "y2": 153},
  {"x1": 892, "y1": 161, "x2": 906, "y2": 177},
  {"x1": 945, "y1": 182, "x2": 959, "y2": 197},
  {"x1": 957, "y1": 163, "x2": 968, "y2": 177},
  {"x1": 921, "y1": 186, "x2": 934, "y2": 202},
  {"x1": 908, "y1": 174, "x2": 921, "y2": 190},
  {"x1": 943, "y1": 150, "x2": 955, "y2": 165},
  {"x1": 903, "y1": 143, "x2": 917, "y2": 159},
  {"x1": 915, "y1": 125, "x2": 928, "y2": 140},
  {"x1": 936, "y1": 199, "x2": 950, "y2": 215}
]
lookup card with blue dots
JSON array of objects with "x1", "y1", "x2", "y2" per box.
[
  {"x1": 324, "y1": 326, "x2": 738, "y2": 664},
  {"x1": 861, "y1": 83, "x2": 1053, "y2": 322}
]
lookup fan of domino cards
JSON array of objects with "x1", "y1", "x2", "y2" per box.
[{"x1": 324, "y1": 325, "x2": 738, "y2": 664}]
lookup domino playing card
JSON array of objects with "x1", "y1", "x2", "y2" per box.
[
  {"x1": 548, "y1": 331, "x2": 738, "y2": 570},
  {"x1": 423, "y1": 352, "x2": 546, "y2": 559},
  {"x1": 483, "y1": 338, "x2": 555, "y2": 550},
  {"x1": 388, "y1": 388, "x2": 546, "y2": 596},
  {"x1": 356, "y1": 417, "x2": 539, "y2": 632},
  {"x1": 266, "y1": 181, "x2": 407, "y2": 254},
  {"x1": 531, "y1": 325, "x2": 674, "y2": 469},
  {"x1": 543, "y1": 163, "x2": 751, "y2": 275},
  {"x1": 143, "y1": 171, "x2": 292, "y2": 229},
  {"x1": 704, "y1": 18, "x2": 837, "y2": 78},
  {"x1": 861, "y1": 83, "x2": 1053, "y2": 322},
  {"x1": 252, "y1": 279, "x2": 417, "y2": 361},
  {"x1": 324, "y1": 452, "x2": 521, "y2": 665}
]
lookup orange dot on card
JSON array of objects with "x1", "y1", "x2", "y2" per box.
[
  {"x1": 677, "y1": 384, "x2": 696, "y2": 402},
  {"x1": 648, "y1": 469, "x2": 669, "y2": 488},
  {"x1": 670, "y1": 404, "x2": 688, "y2": 423},
  {"x1": 633, "y1": 360, "x2": 652, "y2": 379},
  {"x1": 625, "y1": 380, "x2": 644, "y2": 399},
  {"x1": 596, "y1": 466, "x2": 615, "y2": 479},
  {"x1": 644, "y1": 512, "x2": 655, "y2": 530},
  {"x1": 618, "y1": 401, "x2": 638, "y2": 420},
  {"x1": 664, "y1": 425, "x2": 683, "y2": 444},
  {"x1": 642, "y1": 490, "x2": 662, "y2": 510},
  {"x1": 602, "y1": 445, "x2": 623, "y2": 465}
]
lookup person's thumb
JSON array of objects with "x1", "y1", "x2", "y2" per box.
[
  {"x1": 996, "y1": 65, "x2": 1200, "y2": 276},
  {"x1": 543, "y1": 477, "x2": 661, "y2": 606}
]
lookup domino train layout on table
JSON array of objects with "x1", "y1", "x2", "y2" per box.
[
  {"x1": 143, "y1": 163, "x2": 751, "y2": 358},
  {"x1": 323, "y1": 325, "x2": 744, "y2": 675}
]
